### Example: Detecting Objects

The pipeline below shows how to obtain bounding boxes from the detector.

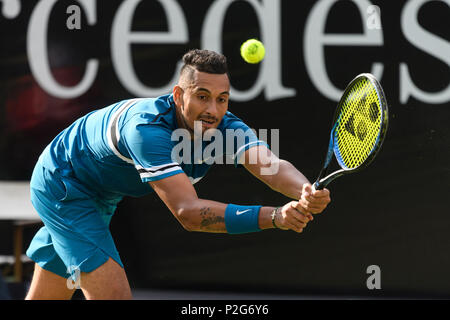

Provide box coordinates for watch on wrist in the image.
[271,207,280,229]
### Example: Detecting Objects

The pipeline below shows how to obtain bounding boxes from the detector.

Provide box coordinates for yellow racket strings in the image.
[335,78,382,169]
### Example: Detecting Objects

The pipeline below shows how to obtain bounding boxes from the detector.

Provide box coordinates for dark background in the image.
[0,0,449,298]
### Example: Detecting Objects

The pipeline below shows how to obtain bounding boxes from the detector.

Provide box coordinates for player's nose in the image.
[205,101,218,115]
[203,103,221,121]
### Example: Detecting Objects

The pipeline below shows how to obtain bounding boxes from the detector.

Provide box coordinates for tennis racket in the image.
[314,73,389,190]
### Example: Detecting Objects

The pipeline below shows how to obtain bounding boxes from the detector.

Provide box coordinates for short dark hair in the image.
[179,49,229,85]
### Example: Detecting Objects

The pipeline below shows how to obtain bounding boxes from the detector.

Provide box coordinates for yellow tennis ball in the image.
[240,39,265,64]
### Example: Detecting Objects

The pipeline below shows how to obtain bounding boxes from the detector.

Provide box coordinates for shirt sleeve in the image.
[121,122,184,183]
[222,116,270,167]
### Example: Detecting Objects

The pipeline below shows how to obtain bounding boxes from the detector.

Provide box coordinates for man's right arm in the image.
[149,173,228,233]
[148,173,311,234]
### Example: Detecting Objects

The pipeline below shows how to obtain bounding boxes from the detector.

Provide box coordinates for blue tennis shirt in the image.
[36,94,266,204]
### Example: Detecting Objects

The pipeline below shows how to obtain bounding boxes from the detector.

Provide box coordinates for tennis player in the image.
[25,49,331,300]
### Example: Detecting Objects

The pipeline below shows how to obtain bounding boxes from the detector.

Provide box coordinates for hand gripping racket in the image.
[314,73,389,190]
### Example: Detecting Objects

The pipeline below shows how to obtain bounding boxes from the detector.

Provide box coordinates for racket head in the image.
[315,73,388,189]
[333,73,388,171]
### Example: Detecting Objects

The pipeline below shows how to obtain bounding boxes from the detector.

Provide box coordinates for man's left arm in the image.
[241,145,331,215]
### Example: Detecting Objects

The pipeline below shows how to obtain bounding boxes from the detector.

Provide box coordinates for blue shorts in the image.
[26,161,123,281]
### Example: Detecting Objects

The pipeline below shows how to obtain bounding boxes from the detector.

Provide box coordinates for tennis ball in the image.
[240,39,265,64]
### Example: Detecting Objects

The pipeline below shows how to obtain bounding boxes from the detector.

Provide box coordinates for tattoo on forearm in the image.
[200,207,225,231]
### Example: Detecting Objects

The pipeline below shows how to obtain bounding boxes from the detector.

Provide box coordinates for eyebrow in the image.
[196,87,230,96]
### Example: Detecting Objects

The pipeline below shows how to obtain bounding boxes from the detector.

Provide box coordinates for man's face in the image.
[174,70,230,135]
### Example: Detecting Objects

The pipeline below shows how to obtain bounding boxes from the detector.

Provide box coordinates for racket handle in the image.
[313,181,324,190]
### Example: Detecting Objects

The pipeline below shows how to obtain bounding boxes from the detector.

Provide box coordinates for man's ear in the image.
[173,85,184,108]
